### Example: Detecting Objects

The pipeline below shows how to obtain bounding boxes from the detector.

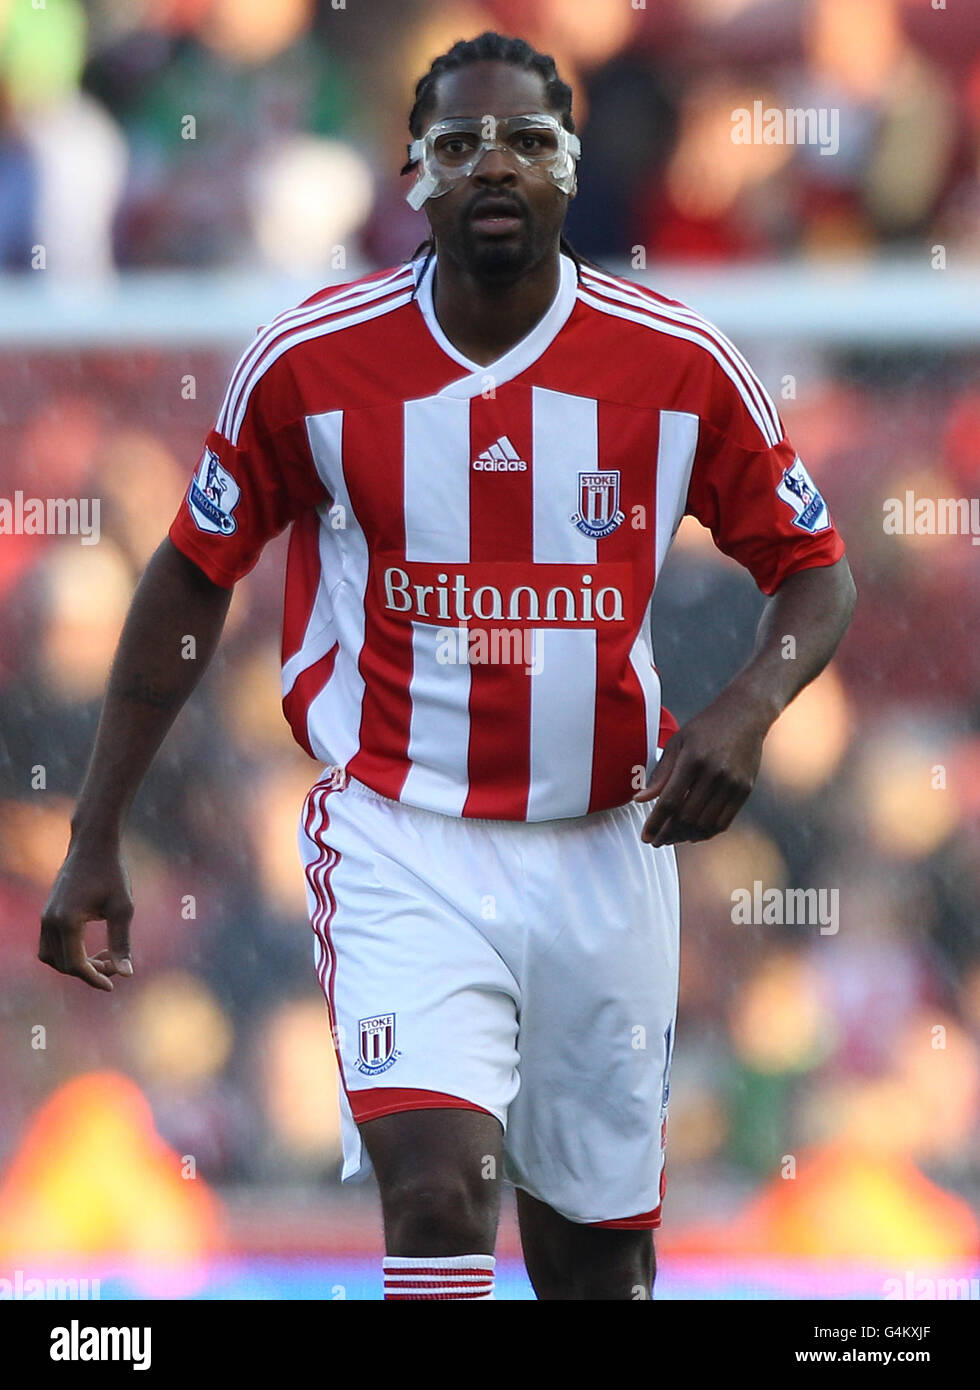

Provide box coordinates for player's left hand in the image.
[634,696,771,847]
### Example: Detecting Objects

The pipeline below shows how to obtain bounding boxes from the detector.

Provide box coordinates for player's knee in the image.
[531,1232,655,1300]
[381,1169,496,1252]
[535,1265,654,1301]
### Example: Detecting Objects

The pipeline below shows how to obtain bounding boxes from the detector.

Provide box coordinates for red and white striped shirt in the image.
[169,253,845,821]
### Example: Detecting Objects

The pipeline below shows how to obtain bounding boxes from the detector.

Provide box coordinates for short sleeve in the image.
[168,350,327,588]
[685,356,845,596]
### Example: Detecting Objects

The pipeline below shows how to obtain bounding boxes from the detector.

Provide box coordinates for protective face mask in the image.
[405,113,581,211]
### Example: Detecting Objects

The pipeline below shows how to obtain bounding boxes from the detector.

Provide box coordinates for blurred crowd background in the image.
[1,0,979,1295]
[1,0,980,272]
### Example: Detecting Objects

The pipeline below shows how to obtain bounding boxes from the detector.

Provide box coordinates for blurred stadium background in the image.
[1,0,979,1300]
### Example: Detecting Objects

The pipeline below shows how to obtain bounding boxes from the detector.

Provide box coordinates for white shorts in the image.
[298,767,680,1228]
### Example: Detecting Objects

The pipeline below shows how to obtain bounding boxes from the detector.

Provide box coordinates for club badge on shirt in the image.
[571,470,625,539]
[188,448,240,535]
[777,456,830,533]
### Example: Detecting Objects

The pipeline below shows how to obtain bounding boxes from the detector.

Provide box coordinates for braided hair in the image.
[401,31,598,291]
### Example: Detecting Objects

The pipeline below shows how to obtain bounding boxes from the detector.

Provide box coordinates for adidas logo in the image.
[472,436,527,471]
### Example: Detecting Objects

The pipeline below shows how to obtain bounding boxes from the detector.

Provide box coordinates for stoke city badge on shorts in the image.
[355,1013,401,1075]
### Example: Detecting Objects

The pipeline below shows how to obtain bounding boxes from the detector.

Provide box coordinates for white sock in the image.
[383,1254,496,1300]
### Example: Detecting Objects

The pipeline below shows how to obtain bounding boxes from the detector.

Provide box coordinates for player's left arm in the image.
[636,554,856,846]
[636,354,856,847]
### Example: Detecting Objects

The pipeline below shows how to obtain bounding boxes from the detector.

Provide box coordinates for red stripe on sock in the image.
[384,1289,492,1300]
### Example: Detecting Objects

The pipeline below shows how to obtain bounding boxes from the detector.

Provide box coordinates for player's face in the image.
[419,62,575,282]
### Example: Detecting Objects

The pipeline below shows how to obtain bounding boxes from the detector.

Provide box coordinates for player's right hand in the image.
[39,845,134,992]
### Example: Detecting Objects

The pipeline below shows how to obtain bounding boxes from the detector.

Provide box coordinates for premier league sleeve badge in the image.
[776,457,830,533]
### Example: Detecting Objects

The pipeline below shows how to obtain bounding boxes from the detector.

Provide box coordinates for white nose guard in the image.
[406,113,581,211]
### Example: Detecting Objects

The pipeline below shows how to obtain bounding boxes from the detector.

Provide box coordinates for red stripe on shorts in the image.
[590,1165,667,1228]
[347,1086,496,1125]
[304,779,347,1087]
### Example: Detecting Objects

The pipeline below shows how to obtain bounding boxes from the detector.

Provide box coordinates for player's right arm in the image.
[39,334,327,991]
[39,539,233,991]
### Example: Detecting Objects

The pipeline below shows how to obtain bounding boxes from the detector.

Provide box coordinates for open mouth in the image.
[468,201,525,236]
